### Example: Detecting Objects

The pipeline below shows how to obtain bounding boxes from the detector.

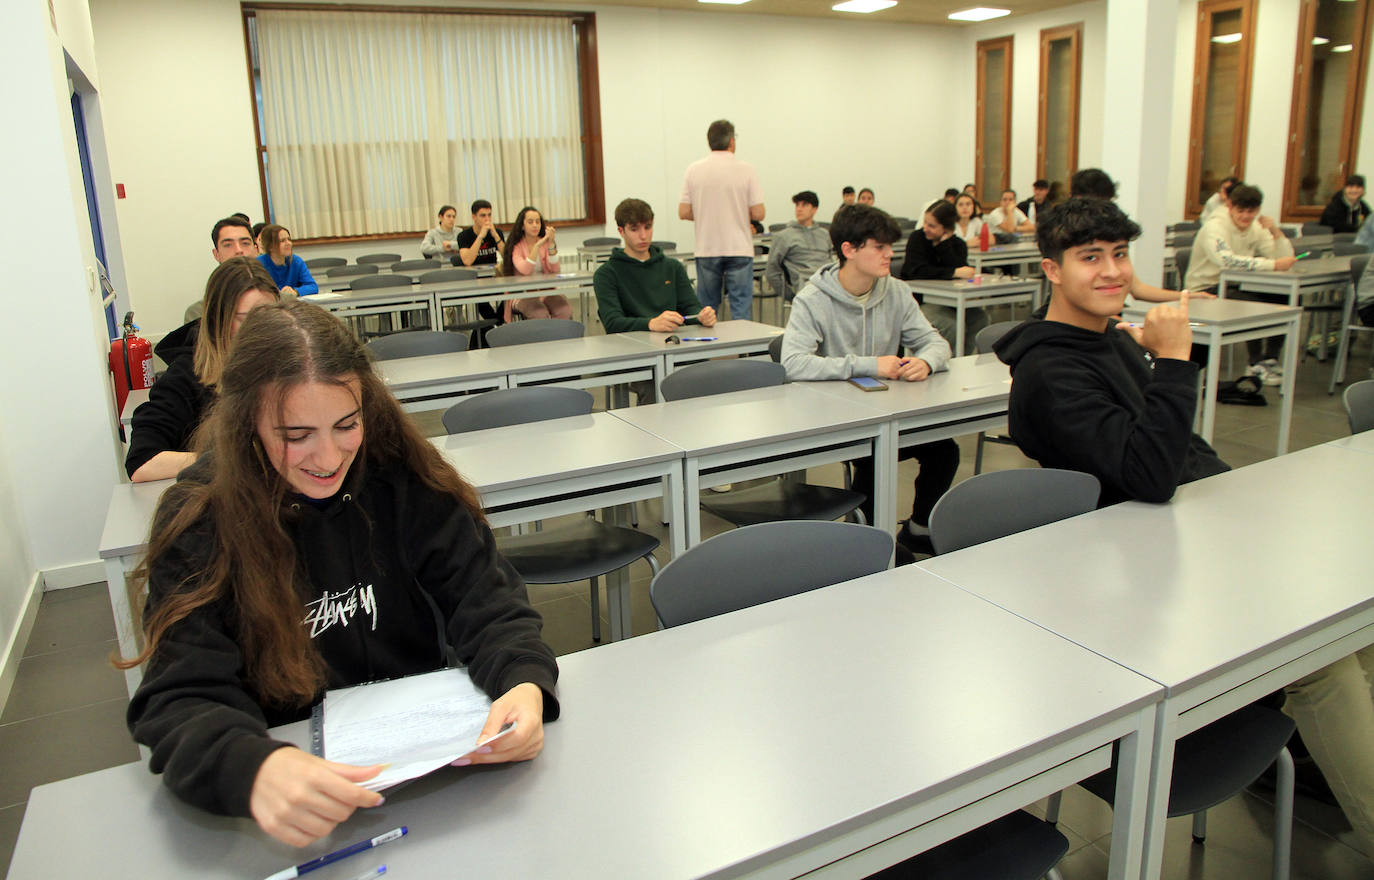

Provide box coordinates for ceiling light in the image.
[1312,36,1330,45]
[1332,43,1354,52]
[833,0,897,12]
[947,6,1011,21]
[1210,33,1243,44]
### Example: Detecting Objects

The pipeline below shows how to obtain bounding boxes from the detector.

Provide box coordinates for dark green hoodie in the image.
[593,246,703,332]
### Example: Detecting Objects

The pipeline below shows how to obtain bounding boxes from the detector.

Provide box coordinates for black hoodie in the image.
[124,320,213,477]
[994,318,1229,506]
[126,454,559,817]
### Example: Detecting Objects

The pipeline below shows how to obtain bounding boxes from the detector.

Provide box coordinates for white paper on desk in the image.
[322,667,491,791]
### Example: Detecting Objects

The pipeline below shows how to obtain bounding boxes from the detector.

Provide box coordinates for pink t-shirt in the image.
[679,151,763,258]
[511,237,560,275]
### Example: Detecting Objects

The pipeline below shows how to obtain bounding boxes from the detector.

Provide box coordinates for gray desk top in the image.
[10,567,1159,879]
[99,479,171,559]
[481,333,660,374]
[922,443,1374,694]
[806,353,1011,420]
[430,411,682,495]
[617,318,783,353]
[375,347,511,392]
[1328,431,1374,456]
[611,382,888,456]
[904,276,1038,293]
[310,271,595,300]
[1121,297,1302,325]
[1221,255,1351,282]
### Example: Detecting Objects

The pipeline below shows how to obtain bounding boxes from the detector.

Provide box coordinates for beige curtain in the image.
[256,9,586,238]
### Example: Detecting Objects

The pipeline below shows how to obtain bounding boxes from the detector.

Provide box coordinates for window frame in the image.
[976,35,1014,203]
[1037,23,1082,193]
[1183,0,1255,220]
[240,2,605,244]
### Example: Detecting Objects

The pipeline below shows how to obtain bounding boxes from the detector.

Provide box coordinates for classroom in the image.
[3,0,1374,876]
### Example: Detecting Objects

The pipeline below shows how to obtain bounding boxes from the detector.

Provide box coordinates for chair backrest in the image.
[357,252,403,265]
[1333,232,1357,244]
[974,320,1019,354]
[486,320,586,347]
[658,359,785,401]
[365,330,468,361]
[326,263,380,278]
[184,300,204,323]
[768,334,783,363]
[1174,246,1192,285]
[1352,253,1371,287]
[928,468,1101,555]
[420,268,480,285]
[1344,380,1374,434]
[582,236,619,247]
[650,240,676,251]
[350,273,414,290]
[442,386,594,434]
[1169,221,1199,233]
[392,259,439,272]
[1333,243,1370,257]
[1301,223,1332,236]
[768,223,787,232]
[650,520,894,627]
[304,257,346,270]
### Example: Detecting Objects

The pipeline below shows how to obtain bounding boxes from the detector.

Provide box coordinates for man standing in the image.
[765,191,833,302]
[679,119,764,320]
[1016,179,1050,224]
[456,199,505,267]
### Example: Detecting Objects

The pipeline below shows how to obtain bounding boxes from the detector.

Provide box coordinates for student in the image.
[125,258,279,482]
[1017,179,1050,224]
[1183,183,1296,383]
[1198,176,1240,224]
[456,199,505,267]
[1319,174,1371,234]
[781,204,957,555]
[251,222,267,253]
[210,216,257,264]
[942,188,960,203]
[995,196,1374,859]
[952,193,985,246]
[841,186,857,207]
[594,198,716,334]
[857,188,875,206]
[986,189,1034,234]
[679,119,764,320]
[899,200,983,355]
[499,206,573,322]
[256,224,318,297]
[961,183,977,198]
[421,204,461,258]
[121,299,559,847]
[765,190,833,301]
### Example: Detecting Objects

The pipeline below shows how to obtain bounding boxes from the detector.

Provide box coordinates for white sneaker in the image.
[1258,358,1284,386]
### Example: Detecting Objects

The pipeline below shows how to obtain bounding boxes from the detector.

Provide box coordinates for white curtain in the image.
[256,9,587,238]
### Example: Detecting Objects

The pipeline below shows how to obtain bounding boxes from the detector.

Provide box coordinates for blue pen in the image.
[345,868,386,880]
[679,336,718,341]
[264,827,407,880]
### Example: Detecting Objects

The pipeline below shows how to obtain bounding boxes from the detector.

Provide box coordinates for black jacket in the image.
[124,320,212,477]
[994,318,1229,506]
[899,231,969,302]
[127,455,559,817]
[1318,192,1372,235]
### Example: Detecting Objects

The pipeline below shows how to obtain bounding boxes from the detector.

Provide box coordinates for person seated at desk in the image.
[1183,183,1296,385]
[1320,174,1371,235]
[840,186,857,207]
[1017,179,1050,225]
[986,189,1035,235]
[781,204,957,557]
[120,299,559,848]
[456,199,505,267]
[857,187,875,206]
[420,204,461,258]
[995,195,1374,860]
[1199,175,1240,225]
[210,215,256,265]
[256,224,317,297]
[952,193,984,247]
[766,190,834,302]
[941,188,959,204]
[125,258,279,482]
[899,200,984,355]
[500,206,573,323]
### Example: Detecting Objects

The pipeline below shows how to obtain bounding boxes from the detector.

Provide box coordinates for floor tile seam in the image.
[0,695,130,729]
[18,638,120,662]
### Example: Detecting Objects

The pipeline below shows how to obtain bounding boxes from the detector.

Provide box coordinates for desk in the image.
[617,319,784,397]
[1217,256,1351,307]
[11,567,1160,880]
[905,275,1041,355]
[119,388,150,434]
[1329,429,1374,456]
[921,442,1374,879]
[611,383,893,547]
[375,347,510,411]
[98,479,169,695]
[314,262,496,292]
[303,285,441,330]
[432,272,597,325]
[1121,297,1301,454]
[965,241,1042,275]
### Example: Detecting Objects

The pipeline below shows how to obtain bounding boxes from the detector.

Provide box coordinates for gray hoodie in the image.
[782,264,951,381]
[766,221,834,300]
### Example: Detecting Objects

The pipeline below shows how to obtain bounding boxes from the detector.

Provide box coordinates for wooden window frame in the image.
[1183,0,1255,220]
[1037,23,1082,188]
[1281,0,1374,222]
[976,35,1014,202]
[240,3,605,244]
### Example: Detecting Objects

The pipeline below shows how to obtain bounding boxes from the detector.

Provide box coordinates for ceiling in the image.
[531,0,1083,27]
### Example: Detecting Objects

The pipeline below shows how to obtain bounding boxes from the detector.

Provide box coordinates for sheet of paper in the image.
[322,668,492,791]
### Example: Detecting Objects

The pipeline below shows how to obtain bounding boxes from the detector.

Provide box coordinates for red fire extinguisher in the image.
[110,311,153,415]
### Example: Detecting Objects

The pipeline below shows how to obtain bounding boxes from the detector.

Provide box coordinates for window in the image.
[1037,23,1082,201]
[242,5,604,241]
[1282,0,1374,220]
[976,36,1014,205]
[1184,0,1256,219]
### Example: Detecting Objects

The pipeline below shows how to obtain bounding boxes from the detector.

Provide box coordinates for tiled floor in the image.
[3,326,1372,877]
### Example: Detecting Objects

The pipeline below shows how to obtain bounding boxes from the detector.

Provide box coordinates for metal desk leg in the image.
[954,300,966,356]
[1277,315,1299,455]
[684,458,703,549]
[104,554,142,696]
[1106,703,1158,880]
[665,467,685,559]
[1200,327,1222,443]
[1138,704,1182,880]
[873,423,898,535]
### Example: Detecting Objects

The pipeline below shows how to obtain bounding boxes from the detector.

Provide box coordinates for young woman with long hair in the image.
[499,205,573,323]
[256,224,318,297]
[120,299,558,847]
[951,193,985,247]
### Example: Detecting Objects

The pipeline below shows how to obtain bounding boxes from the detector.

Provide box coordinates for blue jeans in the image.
[695,256,754,320]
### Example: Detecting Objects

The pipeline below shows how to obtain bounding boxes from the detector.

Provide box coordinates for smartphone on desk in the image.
[848,377,888,392]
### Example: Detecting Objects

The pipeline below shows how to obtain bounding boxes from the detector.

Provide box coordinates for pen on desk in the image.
[1295,251,1312,259]
[1121,322,1206,329]
[263,827,407,880]
[678,336,718,342]
[345,868,386,880]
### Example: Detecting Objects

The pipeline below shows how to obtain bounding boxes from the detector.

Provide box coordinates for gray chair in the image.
[420,267,480,284]
[442,386,660,642]
[357,252,402,265]
[326,263,380,278]
[1344,380,1374,433]
[972,320,1021,474]
[658,360,867,527]
[350,273,414,290]
[928,468,1100,554]
[1169,220,1200,233]
[486,319,585,347]
[1328,254,1373,393]
[1332,242,1370,257]
[417,267,491,338]
[392,258,441,272]
[652,520,1068,880]
[1334,232,1358,244]
[304,257,346,270]
[582,236,619,247]
[650,240,676,251]
[365,330,468,360]
[1173,246,1192,290]
[768,223,787,232]
[183,300,204,323]
[1301,223,1333,236]
[767,333,783,363]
